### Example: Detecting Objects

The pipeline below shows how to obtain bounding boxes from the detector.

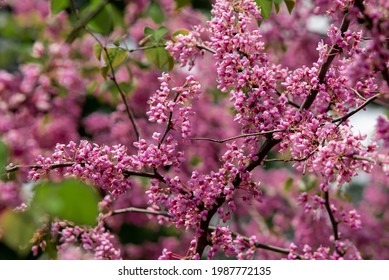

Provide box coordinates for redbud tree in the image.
[0,0,388,260]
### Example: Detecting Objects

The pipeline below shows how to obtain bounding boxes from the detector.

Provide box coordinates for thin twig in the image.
[6,161,165,182]
[5,162,76,173]
[197,44,216,54]
[332,93,380,124]
[191,129,285,144]
[110,207,172,217]
[323,191,344,256]
[158,92,181,148]
[122,169,165,182]
[66,0,110,44]
[69,1,140,140]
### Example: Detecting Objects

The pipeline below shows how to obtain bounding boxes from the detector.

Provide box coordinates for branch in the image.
[158,92,181,149]
[299,11,351,111]
[66,0,110,44]
[5,162,76,173]
[191,129,285,144]
[110,207,172,217]
[6,162,165,182]
[197,44,216,54]
[122,169,165,182]
[323,191,344,256]
[332,93,381,124]
[193,6,355,258]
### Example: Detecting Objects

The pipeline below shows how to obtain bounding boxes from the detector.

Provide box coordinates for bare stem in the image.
[323,191,344,256]
[191,129,285,144]
[110,207,172,217]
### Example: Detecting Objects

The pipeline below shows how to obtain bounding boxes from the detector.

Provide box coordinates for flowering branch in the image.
[332,93,381,124]
[354,0,389,87]
[299,11,351,111]
[208,226,303,259]
[5,162,164,182]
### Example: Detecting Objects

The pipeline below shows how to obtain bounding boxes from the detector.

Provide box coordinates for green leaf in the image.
[171,29,190,42]
[144,46,174,71]
[0,141,8,179]
[146,2,165,24]
[93,43,102,60]
[153,26,168,41]
[284,0,296,14]
[256,0,273,19]
[31,179,100,226]
[273,0,283,4]
[104,47,127,68]
[51,0,69,14]
[0,210,38,257]
[100,66,109,79]
[175,0,191,10]
[87,4,114,35]
[144,26,169,43]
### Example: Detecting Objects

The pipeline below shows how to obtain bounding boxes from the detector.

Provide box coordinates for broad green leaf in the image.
[103,47,127,68]
[171,29,190,42]
[0,141,8,178]
[285,0,296,14]
[51,0,69,14]
[0,210,38,257]
[93,43,102,60]
[145,46,174,71]
[175,0,191,10]
[100,66,109,79]
[144,26,168,42]
[146,2,165,24]
[31,179,100,226]
[87,4,114,35]
[273,0,283,4]
[153,26,168,41]
[256,0,273,19]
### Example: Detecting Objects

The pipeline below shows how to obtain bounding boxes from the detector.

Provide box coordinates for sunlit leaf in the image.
[103,47,127,68]
[256,0,273,19]
[145,46,174,71]
[146,2,165,24]
[31,179,100,226]
[0,210,38,257]
[51,0,69,14]
[93,43,102,60]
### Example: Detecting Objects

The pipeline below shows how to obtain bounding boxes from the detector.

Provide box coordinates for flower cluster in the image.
[147,73,201,139]
[51,221,121,260]
[28,141,133,196]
